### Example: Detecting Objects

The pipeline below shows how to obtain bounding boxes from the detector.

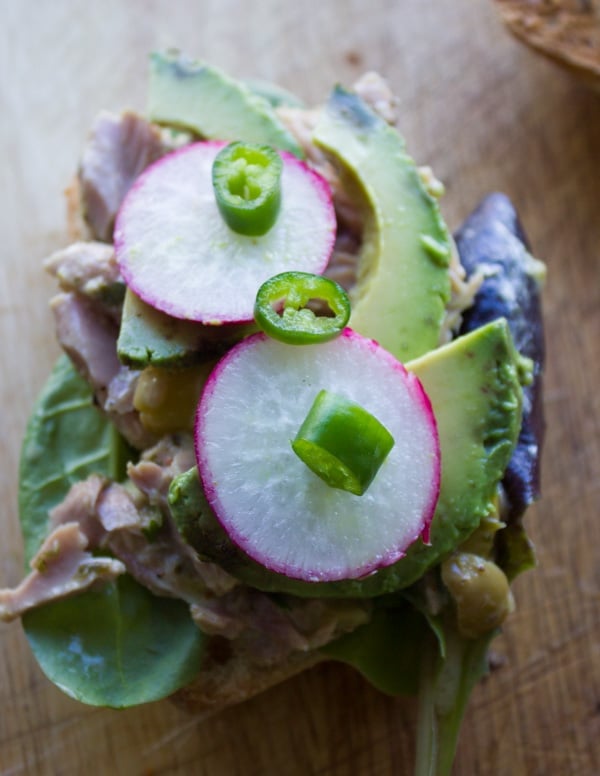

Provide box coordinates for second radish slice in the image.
[195,330,440,582]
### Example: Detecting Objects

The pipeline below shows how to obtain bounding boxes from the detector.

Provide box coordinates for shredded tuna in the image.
[97,483,141,531]
[120,436,236,597]
[44,242,122,305]
[285,597,370,647]
[104,366,155,450]
[103,503,237,600]
[418,166,446,200]
[276,105,362,224]
[107,389,154,450]
[324,231,362,291]
[79,111,168,242]
[276,104,364,277]
[353,71,398,125]
[11,450,361,662]
[127,460,172,503]
[105,366,139,413]
[50,290,155,449]
[439,239,483,344]
[191,588,370,666]
[108,529,207,601]
[5,458,365,664]
[64,434,234,600]
[275,106,324,167]
[47,470,237,600]
[51,291,120,401]
[50,474,107,545]
[0,523,125,622]
[186,559,238,598]
[127,434,196,505]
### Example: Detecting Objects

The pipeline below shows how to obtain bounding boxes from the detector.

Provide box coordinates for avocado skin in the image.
[148,52,303,157]
[117,288,252,368]
[169,319,523,599]
[313,86,452,362]
[455,193,545,520]
[327,85,381,133]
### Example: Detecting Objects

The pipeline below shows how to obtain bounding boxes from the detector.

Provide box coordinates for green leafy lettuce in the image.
[18,355,205,707]
[321,591,494,776]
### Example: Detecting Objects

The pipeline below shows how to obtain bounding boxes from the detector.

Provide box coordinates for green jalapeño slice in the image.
[254,271,351,345]
[212,141,283,236]
[292,390,395,495]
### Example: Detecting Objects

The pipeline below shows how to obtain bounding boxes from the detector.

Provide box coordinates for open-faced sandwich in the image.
[0,52,546,775]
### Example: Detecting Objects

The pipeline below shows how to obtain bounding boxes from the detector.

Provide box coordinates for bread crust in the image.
[65,176,91,242]
[171,639,323,715]
[496,0,600,89]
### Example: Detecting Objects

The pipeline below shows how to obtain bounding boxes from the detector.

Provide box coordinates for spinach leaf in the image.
[23,576,204,708]
[322,591,497,776]
[320,599,432,696]
[19,355,113,564]
[414,622,495,776]
[18,356,205,707]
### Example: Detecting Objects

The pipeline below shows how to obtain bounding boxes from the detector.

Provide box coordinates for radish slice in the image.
[195,330,440,582]
[114,142,336,324]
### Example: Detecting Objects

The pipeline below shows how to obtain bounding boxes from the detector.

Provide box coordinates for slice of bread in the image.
[496,0,600,90]
[171,636,323,715]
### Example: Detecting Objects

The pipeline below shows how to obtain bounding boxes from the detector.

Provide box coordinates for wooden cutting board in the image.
[1,1,598,773]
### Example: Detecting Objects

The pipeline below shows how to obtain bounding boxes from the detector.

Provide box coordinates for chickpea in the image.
[441,552,514,639]
[134,362,214,435]
[459,512,504,559]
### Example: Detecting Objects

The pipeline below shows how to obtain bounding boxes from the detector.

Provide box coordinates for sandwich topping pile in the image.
[0,52,546,775]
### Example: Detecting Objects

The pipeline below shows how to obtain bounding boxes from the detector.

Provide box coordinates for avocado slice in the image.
[117,288,251,368]
[148,51,304,158]
[169,319,523,598]
[313,86,452,362]
[243,78,305,109]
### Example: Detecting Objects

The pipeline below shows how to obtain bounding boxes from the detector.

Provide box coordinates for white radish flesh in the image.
[114,142,336,324]
[195,330,440,582]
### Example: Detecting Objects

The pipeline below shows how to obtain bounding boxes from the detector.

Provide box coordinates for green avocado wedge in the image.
[313,86,452,362]
[170,319,524,598]
[148,51,304,158]
[118,288,207,368]
[117,288,252,369]
[18,356,205,707]
[243,78,305,109]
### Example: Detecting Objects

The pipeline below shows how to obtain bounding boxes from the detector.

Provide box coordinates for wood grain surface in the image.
[1,1,599,774]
